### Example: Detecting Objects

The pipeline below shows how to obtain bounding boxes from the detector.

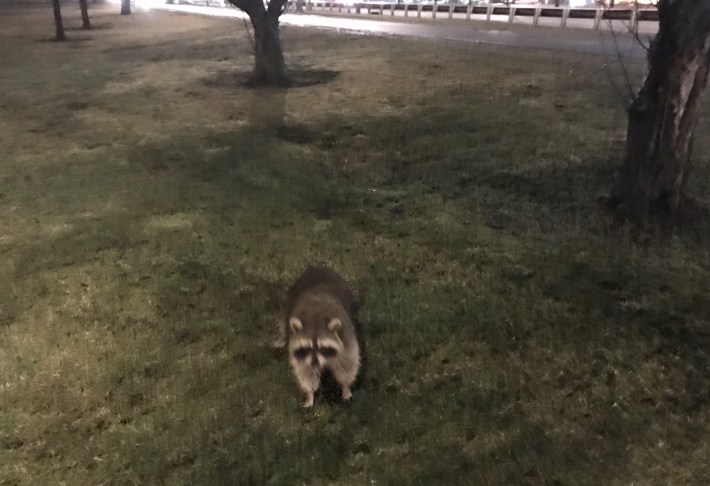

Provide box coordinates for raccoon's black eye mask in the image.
[293,346,338,360]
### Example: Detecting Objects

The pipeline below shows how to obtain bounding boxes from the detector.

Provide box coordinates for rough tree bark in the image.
[52,0,66,41]
[226,0,291,87]
[79,0,91,29]
[121,0,131,15]
[609,0,710,225]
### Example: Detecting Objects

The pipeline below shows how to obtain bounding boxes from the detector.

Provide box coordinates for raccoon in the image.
[276,267,360,408]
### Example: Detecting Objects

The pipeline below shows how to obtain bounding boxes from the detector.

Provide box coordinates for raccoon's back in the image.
[286,267,356,317]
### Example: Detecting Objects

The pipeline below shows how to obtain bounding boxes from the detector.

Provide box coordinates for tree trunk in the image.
[52,0,66,41]
[609,0,710,225]
[121,0,131,15]
[249,11,290,87]
[228,0,291,87]
[79,0,91,29]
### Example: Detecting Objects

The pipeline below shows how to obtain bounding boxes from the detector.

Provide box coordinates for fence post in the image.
[508,6,515,23]
[391,3,395,16]
[561,7,569,28]
[329,1,332,12]
[630,7,638,35]
[404,3,408,17]
[466,3,472,21]
[378,3,383,15]
[486,3,493,22]
[418,3,422,17]
[533,6,540,26]
[432,3,437,19]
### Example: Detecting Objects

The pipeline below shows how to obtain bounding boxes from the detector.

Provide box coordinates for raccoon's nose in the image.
[310,355,319,367]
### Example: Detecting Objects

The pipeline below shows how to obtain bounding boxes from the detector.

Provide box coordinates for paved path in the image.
[152,3,650,59]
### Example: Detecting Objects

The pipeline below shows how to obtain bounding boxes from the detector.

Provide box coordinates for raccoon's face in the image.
[289,317,343,369]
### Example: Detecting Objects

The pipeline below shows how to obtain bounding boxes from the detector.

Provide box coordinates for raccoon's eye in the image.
[319,346,337,358]
[293,347,311,360]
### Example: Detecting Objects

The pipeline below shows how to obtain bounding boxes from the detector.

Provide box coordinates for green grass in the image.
[1,4,709,485]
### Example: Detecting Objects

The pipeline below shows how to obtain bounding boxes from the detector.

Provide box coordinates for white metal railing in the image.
[138,0,658,33]
[290,2,657,30]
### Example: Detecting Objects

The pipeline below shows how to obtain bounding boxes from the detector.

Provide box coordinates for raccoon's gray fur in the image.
[276,267,360,408]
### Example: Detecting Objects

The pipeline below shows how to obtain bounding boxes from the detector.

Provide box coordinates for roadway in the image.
[151,3,651,59]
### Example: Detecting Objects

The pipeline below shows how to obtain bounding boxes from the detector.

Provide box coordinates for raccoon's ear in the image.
[289,317,303,333]
[327,318,342,332]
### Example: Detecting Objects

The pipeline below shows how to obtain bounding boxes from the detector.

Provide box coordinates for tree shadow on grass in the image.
[35,36,93,44]
[476,158,617,207]
[289,68,340,88]
[65,22,113,32]
[281,87,710,247]
[477,162,710,244]
[202,68,340,89]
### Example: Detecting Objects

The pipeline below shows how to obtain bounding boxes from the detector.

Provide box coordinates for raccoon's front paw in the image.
[303,394,314,408]
[341,388,352,402]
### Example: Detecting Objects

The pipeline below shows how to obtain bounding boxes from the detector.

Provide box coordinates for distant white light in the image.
[105,0,163,10]
[136,0,157,9]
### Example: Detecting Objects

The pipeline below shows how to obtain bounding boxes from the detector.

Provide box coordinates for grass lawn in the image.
[1,4,709,485]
